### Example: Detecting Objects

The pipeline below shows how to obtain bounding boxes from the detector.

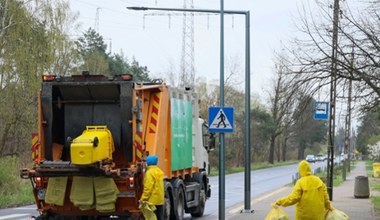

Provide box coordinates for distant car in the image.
[316,154,325,161]
[306,154,316,163]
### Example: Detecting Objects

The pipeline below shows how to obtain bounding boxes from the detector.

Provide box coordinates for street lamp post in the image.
[127,5,252,217]
[220,1,226,219]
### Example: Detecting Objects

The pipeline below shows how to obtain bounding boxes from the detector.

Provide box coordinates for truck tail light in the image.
[120,74,132,81]
[42,75,56,81]
[35,177,43,188]
[129,176,134,187]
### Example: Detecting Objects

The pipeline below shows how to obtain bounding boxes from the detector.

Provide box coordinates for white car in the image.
[316,154,326,161]
[306,154,316,163]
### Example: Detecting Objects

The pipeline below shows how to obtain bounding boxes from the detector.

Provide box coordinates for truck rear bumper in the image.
[20,161,120,178]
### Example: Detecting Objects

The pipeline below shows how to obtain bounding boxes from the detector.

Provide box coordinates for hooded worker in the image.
[274,160,332,220]
[140,155,165,220]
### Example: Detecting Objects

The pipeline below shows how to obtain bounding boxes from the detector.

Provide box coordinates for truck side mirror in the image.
[202,122,216,152]
[208,133,216,151]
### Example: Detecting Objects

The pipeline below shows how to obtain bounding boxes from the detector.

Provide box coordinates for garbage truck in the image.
[21,72,214,220]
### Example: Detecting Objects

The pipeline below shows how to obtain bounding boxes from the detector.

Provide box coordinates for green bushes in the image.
[0,156,34,208]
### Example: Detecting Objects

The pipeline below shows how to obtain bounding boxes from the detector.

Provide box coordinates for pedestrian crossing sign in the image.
[208,107,234,133]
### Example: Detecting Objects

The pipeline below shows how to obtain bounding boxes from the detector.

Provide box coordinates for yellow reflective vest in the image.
[140,165,165,205]
[276,160,332,220]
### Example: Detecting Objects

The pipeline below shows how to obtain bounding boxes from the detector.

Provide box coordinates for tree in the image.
[128,58,151,82]
[194,55,253,168]
[75,28,109,74]
[290,95,328,160]
[267,52,299,163]
[281,0,380,114]
[194,79,219,167]
[356,108,380,155]
[76,27,107,56]
[108,53,129,75]
[0,0,45,157]
[335,126,346,155]
[0,0,77,158]
[251,106,273,162]
[75,29,151,80]
[108,55,152,82]
[38,0,80,76]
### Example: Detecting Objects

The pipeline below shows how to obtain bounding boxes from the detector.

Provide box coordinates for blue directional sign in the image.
[314,101,329,120]
[208,107,234,133]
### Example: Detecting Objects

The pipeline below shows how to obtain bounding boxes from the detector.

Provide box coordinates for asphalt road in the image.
[0,161,328,220]
[185,160,327,219]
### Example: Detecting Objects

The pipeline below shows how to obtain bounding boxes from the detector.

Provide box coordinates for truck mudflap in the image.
[24,167,145,220]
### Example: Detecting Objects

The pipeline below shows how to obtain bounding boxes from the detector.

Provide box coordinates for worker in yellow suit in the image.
[140,155,165,220]
[274,160,332,220]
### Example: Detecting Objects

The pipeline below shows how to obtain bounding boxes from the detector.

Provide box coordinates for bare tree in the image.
[268,52,299,163]
[282,0,379,115]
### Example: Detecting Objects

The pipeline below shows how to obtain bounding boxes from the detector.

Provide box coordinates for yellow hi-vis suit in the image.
[276,160,332,220]
[140,165,165,205]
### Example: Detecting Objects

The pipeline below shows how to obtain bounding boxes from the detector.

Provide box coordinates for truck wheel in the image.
[164,181,176,220]
[190,182,206,217]
[175,186,185,220]
[164,188,172,220]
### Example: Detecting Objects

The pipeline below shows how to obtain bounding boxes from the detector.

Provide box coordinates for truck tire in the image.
[164,189,172,220]
[190,182,206,217]
[175,186,185,220]
[164,181,175,220]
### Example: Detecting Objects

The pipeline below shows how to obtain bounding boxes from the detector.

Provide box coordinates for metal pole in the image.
[127,6,246,15]
[127,5,252,215]
[347,47,353,173]
[219,1,225,219]
[242,11,252,213]
[347,78,352,172]
[327,0,340,201]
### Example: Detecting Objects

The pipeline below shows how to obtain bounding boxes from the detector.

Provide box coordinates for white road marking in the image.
[13,207,35,210]
[0,214,30,220]
[228,186,288,214]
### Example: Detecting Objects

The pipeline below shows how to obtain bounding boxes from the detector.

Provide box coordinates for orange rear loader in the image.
[21,73,214,220]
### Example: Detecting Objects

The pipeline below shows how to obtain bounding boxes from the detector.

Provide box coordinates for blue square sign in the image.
[314,102,329,120]
[208,107,234,133]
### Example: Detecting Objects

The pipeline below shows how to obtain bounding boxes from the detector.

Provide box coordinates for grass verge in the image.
[0,156,34,208]
[365,160,380,216]
[209,160,299,176]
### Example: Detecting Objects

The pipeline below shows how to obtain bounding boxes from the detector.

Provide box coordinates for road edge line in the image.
[228,186,289,214]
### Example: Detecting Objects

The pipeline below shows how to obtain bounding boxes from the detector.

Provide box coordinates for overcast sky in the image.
[69,0,309,100]
[69,0,366,129]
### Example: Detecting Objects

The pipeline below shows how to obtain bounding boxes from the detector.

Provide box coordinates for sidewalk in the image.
[226,161,378,220]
